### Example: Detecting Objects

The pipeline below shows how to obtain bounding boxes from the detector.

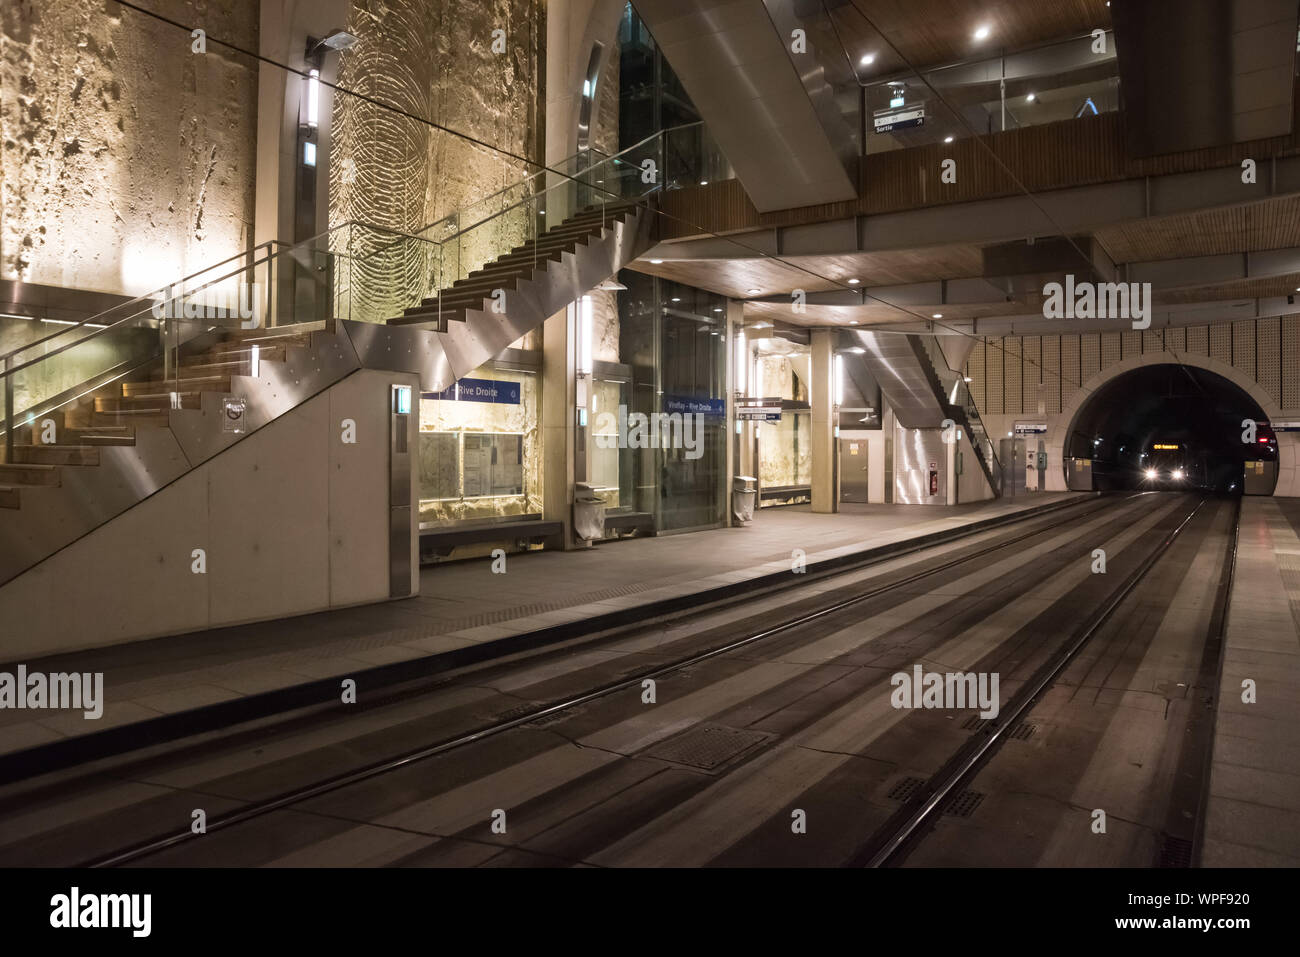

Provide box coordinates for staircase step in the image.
[95,393,201,413]
[0,463,59,487]
[0,486,19,509]
[176,358,257,376]
[123,375,232,396]
[91,410,171,428]
[11,445,101,466]
[209,333,310,354]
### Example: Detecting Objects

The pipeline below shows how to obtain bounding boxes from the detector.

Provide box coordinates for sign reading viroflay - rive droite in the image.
[424,377,521,405]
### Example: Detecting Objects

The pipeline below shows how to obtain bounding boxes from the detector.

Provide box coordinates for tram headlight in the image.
[1145,469,1157,480]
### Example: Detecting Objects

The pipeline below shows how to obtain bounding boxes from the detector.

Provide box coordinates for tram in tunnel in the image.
[1065,364,1278,494]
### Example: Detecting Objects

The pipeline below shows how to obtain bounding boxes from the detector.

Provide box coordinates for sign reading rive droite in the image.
[424,377,521,405]
[662,395,725,417]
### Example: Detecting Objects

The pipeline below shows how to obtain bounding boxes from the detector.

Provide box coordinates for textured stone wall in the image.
[2,0,258,295]
[330,0,546,324]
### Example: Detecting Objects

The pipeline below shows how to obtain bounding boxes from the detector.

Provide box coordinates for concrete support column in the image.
[542,305,578,548]
[811,329,837,513]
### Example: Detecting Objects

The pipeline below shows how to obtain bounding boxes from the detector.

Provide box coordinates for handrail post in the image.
[4,354,13,464]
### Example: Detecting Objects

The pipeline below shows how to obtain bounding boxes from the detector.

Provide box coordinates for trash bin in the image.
[732,475,757,525]
[573,482,607,541]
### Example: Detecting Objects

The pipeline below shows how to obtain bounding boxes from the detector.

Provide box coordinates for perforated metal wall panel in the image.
[1100,333,1121,369]
[1143,329,1164,354]
[1209,324,1231,364]
[1022,336,1042,415]
[1232,320,1256,380]
[986,336,1004,414]
[1166,327,1187,353]
[1187,325,1208,355]
[967,338,987,410]
[1042,335,1062,414]
[1061,334,1082,406]
[1121,331,1141,359]
[1081,333,1100,383]
[1257,316,1281,407]
[1284,316,1300,410]
[1004,336,1023,415]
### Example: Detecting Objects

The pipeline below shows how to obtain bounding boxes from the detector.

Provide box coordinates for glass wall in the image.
[614,269,728,533]
[753,343,813,503]
[418,364,541,526]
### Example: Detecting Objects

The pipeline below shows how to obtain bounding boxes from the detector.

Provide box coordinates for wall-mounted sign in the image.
[221,396,246,434]
[737,404,782,422]
[1014,422,1047,435]
[1272,421,1300,432]
[663,395,725,417]
[873,103,925,133]
[424,377,520,405]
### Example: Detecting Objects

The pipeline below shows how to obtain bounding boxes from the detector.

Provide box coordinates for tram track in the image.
[69,493,1149,867]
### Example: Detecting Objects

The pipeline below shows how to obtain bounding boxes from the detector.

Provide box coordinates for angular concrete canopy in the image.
[631,0,859,211]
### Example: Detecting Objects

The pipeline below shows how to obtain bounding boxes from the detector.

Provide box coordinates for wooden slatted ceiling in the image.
[1095,196,1300,263]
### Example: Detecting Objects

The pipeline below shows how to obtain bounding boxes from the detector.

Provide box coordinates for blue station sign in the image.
[424,377,521,405]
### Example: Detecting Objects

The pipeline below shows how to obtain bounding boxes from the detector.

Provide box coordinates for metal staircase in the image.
[0,131,672,589]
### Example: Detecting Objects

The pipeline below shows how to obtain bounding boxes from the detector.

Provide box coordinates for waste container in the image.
[573,482,607,541]
[732,475,757,524]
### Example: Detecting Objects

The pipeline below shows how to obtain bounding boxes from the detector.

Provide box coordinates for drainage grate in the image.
[944,789,986,818]
[643,724,772,771]
[961,716,1036,740]
[1009,722,1037,741]
[887,776,927,802]
[524,708,579,729]
[1159,834,1194,868]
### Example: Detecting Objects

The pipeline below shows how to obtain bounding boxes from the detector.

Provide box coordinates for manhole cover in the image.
[944,789,986,818]
[643,723,771,771]
[887,776,927,802]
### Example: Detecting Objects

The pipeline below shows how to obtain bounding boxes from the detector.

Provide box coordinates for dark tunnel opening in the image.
[1065,364,1278,493]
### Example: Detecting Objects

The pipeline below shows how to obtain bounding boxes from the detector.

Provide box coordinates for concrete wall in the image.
[2,0,259,295]
[967,327,1300,496]
[0,368,418,659]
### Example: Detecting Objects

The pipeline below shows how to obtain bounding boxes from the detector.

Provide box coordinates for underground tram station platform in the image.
[1,0,1298,940]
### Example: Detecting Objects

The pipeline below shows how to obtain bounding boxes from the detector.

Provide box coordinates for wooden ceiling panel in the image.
[1096,196,1300,263]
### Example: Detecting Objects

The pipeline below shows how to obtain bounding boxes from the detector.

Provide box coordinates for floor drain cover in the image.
[962,716,1036,740]
[944,789,986,818]
[1159,834,1194,868]
[887,776,927,802]
[644,724,771,771]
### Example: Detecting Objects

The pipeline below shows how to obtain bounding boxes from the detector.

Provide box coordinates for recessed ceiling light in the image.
[671,297,681,302]
[849,320,859,325]
[847,278,860,285]
[747,288,760,294]
[1026,92,1036,102]
[964,376,972,383]
[650,259,663,264]
[713,307,723,312]
[973,24,991,41]
[860,53,875,66]
[932,313,943,319]
[944,136,954,144]
[699,180,708,186]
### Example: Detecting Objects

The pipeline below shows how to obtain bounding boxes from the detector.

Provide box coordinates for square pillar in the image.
[811,329,837,513]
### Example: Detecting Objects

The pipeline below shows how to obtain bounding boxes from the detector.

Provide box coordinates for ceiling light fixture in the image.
[847,278,860,285]
[747,288,760,294]
[650,259,663,264]
[973,24,991,41]
[860,53,875,66]
[932,313,943,319]
[944,135,954,143]
[1026,92,1036,102]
